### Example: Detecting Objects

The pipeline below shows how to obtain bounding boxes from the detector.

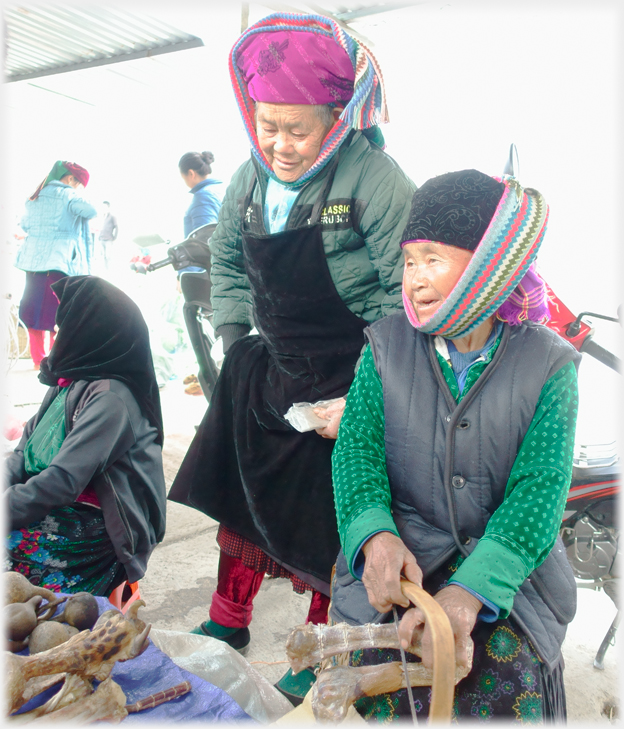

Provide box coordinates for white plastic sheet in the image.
[149,629,293,724]
[273,687,365,725]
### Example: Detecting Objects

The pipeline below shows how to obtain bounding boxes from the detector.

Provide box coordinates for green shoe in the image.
[274,666,317,706]
[190,621,251,656]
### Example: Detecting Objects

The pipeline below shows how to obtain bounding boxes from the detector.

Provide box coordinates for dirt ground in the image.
[6,358,620,723]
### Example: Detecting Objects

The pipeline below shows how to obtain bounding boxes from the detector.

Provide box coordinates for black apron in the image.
[169,157,367,589]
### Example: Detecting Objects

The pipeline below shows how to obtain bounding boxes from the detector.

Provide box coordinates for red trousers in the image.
[28,328,55,367]
[208,552,330,629]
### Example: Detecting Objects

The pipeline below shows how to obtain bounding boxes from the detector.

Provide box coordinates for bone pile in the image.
[285,621,472,723]
[6,600,152,723]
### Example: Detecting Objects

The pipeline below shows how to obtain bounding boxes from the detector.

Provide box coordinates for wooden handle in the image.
[126,681,192,713]
[400,579,455,723]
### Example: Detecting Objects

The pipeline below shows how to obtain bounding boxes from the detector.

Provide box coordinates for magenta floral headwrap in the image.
[236,30,355,106]
[229,12,388,188]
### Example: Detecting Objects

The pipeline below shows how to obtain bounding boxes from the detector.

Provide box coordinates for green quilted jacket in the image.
[209,130,416,336]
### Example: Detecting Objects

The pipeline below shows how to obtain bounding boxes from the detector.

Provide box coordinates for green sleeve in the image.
[448,360,579,616]
[209,162,254,330]
[332,345,398,575]
[359,166,416,318]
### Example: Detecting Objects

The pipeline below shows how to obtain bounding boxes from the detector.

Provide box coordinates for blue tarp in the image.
[13,596,254,723]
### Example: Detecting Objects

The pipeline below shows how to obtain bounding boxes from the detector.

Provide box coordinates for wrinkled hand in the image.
[361,532,423,613]
[313,398,346,439]
[397,584,481,670]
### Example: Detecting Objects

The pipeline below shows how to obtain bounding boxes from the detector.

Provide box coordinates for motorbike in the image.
[502,142,621,667]
[546,287,621,668]
[135,220,621,667]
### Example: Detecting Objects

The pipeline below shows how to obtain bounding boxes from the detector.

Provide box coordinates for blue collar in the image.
[189,178,218,194]
[446,321,503,392]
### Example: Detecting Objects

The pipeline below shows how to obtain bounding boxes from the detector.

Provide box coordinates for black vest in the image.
[331,313,581,669]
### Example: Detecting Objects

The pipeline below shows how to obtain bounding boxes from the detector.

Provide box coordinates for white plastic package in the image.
[149,629,293,723]
[284,397,344,432]
[210,336,225,368]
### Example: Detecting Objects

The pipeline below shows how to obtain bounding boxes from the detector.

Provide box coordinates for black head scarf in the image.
[39,276,164,446]
[400,169,505,251]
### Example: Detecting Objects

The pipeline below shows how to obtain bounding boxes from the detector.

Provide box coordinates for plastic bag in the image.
[274,685,365,725]
[149,629,293,724]
[284,397,344,432]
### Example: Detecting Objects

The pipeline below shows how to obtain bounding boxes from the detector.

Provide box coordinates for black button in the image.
[452,475,465,489]
[458,420,470,430]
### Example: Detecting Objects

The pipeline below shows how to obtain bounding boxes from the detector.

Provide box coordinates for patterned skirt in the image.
[5,503,127,596]
[349,558,566,723]
[217,524,313,594]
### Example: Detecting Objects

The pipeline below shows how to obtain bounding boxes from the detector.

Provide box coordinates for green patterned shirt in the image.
[23,388,68,476]
[331,337,578,617]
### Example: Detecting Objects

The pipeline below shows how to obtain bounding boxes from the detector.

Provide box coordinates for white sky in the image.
[3,1,622,310]
[2,0,622,441]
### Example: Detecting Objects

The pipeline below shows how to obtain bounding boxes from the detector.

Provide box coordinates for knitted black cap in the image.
[400,169,506,251]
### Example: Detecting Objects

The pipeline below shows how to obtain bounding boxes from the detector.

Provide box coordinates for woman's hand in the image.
[397,584,481,670]
[314,398,346,439]
[361,532,423,612]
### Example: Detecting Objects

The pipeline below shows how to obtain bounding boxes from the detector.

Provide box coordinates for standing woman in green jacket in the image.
[331,169,579,722]
[169,12,415,698]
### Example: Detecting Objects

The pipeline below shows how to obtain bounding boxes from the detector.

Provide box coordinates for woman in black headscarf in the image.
[5,276,167,596]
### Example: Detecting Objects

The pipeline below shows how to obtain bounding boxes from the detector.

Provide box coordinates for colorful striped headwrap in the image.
[401,173,549,339]
[229,12,388,188]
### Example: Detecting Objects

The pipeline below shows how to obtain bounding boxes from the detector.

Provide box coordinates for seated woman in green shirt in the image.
[330,169,580,723]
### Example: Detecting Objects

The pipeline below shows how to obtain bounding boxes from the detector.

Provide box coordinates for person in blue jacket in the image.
[177,152,223,393]
[179,151,223,237]
[16,160,96,369]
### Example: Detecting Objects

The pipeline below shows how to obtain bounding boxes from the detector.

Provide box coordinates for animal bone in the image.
[311,654,472,724]
[8,674,93,723]
[23,677,128,725]
[6,600,150,716]
[12,673,66,713]
[21,674,66,701]
[286,622,422,674]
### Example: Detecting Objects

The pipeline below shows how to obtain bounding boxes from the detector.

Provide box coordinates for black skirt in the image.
[169,334,341,588]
